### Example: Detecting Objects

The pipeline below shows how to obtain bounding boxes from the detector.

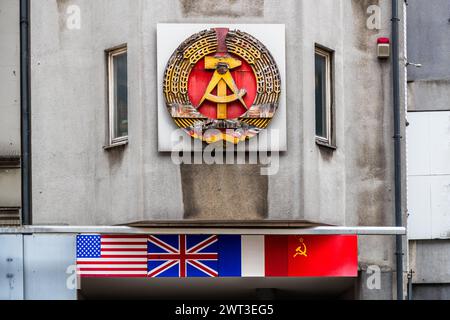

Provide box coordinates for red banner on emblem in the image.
[265,235,358,277]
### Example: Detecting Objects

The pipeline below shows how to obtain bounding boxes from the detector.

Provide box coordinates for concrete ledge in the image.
[0,225,406,235]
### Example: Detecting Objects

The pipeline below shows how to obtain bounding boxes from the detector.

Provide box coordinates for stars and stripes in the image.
[76,235,148,277]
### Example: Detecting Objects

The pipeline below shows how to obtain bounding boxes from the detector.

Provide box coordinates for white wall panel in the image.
[430,112,450,175]
[407,112,430,176]
[408,111,450,240]
[0,235,24,300]
[431,176,450,239]
[23,235,77,300]
[408,176,432,239]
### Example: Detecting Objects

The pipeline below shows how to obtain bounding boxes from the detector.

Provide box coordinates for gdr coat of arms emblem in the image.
[163,27,281,144]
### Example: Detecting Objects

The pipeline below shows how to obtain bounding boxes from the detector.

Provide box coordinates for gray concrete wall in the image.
[0,0,21,158]
[0,0,21,213]
[412,284,450,300]
[407,0,450,112]
[31,0,404,225]
[408,80,450,111]
[30,0,405,298]
[0,168,21,207]
[355,269,395,300]
[407,0,450,82]
[409,240,450,284]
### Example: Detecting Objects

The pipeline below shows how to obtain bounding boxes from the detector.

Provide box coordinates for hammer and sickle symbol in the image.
[293,238,307,258]
[198,56,248,119]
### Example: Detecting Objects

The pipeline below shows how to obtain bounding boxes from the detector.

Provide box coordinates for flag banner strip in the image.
[76,234,358,278]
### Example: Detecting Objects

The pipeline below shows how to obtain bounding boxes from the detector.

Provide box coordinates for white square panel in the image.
[431,175,450,239]
[0,235,24,300]
[407,112,431,176]
[23,235,77,300]
[407,111,450,240]
[408,175,432,239]
[430,112,450,175]
[157,24,287,152]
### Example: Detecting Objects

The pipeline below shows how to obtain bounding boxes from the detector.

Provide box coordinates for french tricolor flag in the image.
[218,235,358,277]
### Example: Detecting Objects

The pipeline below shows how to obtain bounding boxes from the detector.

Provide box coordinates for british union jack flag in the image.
[147,234,219,277]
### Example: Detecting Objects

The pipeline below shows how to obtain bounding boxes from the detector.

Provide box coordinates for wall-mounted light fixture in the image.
[377,37,390,59]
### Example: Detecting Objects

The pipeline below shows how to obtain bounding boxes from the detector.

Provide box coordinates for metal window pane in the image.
[315,53,327,139]
[113,52,128,139]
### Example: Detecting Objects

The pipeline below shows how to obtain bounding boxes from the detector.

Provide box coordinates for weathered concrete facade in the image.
[0,0,408,299]
[31,0,404,227]
[0,0,20,158]
[0,0,21,225]
[407,0,450,300]
[28,0,406,298]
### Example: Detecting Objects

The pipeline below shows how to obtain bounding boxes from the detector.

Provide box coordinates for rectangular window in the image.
[314,47,333,146]
[107,46,128,146]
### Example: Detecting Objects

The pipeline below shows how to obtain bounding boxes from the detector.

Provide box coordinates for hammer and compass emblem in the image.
[199,56,248,119]
[163,27,281,144]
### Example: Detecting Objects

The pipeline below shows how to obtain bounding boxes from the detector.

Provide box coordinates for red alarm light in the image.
[377,37,390,58]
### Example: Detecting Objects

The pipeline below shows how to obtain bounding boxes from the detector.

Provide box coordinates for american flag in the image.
[76,235,148,277]
[147,234,219,277]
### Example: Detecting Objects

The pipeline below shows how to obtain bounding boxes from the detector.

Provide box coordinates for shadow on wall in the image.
[181,164,268,220]
[179,0,264,18]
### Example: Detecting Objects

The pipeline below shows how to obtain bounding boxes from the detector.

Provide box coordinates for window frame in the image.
[314,46,335,148]
[106,45,128,148]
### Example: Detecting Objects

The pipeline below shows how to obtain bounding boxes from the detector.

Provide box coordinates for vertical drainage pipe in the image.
[20,0,31,225]
[392,0,404,300]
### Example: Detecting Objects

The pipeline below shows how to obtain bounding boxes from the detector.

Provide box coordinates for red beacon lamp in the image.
[377,37,390,59]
